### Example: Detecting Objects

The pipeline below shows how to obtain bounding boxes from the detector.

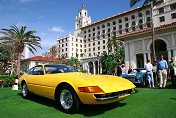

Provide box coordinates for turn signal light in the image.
[78,86,105,93]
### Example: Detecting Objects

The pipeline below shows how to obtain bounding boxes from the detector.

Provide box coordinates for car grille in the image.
[94,89,132,101]
[124,77,135,81]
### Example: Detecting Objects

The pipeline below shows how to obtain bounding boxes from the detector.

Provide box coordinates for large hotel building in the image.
[56,0,176,74]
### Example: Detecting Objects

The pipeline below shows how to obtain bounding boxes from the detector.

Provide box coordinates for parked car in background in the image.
[19,64,136,113]
[120,68,147,87]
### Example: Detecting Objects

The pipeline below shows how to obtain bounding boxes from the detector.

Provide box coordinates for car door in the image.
[27,65,45,96]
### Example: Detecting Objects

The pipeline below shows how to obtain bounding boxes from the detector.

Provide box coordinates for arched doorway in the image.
[88,62,94,74]
[95,61,99,74]
[150,39,168,61]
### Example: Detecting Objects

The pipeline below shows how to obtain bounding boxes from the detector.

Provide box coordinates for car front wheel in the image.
[57,85,81,113]
[22,83,30,98]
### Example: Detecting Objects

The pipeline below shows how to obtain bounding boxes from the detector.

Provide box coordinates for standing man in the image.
[145,60,154,88]
[168,57,176,88]
[157,55,168,89]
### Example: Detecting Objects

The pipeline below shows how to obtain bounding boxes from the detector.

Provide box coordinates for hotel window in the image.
[103,45,105,49]
[72,43,73,46]
[66,43,67,46]
[147,17,151,22]
[65,53,67,57]
[89,48,91,52]
[88,39,90,42]
[72,48,73,51]
[93,28,95,31]
[131,15,135,19]
[62,44,64,47]
[102,24,105,28]
[76,44,78,47]
[59,45,60,48]
[108,28,110,32]
[103,30,105,33]
[102,35,105,38]
[119,25,122,29]
[76,39,78,42]
[119,19,122,23]
[139,19,143,23]
[88,29,91,32]
[84,49,86,52]
[125,17,128,21]
[72,53,73,56]
[97,26,100,30]
[138,13,142,17]
[89,34,91,37]
[146,10,150,15]
[170,3,176,10]
[119,30,122,34]
[93,37,95,41]
[84,40,86,43]
[97,36,100,39]
[113,32,116,36]
[159,16,165,22]
[80,49,82,52]
[125,23,129,27]
[93,48,95,51]
[80,44,82,48]
[107,23,110,26]
[113,27,116,30]
[84,45,86,48]
[98,46,100,50]
[76,48,78,52]
[113,21,116,25]
[89,53,91,57]
[139,25,143,30]
[93,33,95,36]
[108,33,111,37]
[98,31,100,35]
[98,41,100,45]
[132,21,136,26]
[62,49,64,52]
[147,23,151,28]
[158,7,164,14]
[103,40,105,44]
[93,42,95,46]
[126,29,129,33]
[88,43,91,47]
[171,13,176,19]
[84,31,86,34]
[65,38,67,41]
[84,35,86,38]
[66,48,67,51]
[132,27,135,31]
[80,40,82,43]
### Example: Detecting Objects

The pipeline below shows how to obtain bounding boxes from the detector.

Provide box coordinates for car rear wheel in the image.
[22,83,30,98]
[57,85,81,113]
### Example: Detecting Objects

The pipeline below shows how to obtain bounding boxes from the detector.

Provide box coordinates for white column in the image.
[168,49,172,61]
[144,53,147,65]
[68,33,72,59]
[100,64,102,74]
[173,49,176,60]
[129,42,135,70]
[124,42,129,70]
[97,60,99,74]
[147,53,151,61]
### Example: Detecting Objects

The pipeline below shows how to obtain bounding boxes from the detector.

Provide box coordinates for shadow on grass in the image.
[18,93,127,116]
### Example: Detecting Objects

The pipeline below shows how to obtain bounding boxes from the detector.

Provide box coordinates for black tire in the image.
[141,78,146,87]
[56,85,81,113]
[22,83,31,98]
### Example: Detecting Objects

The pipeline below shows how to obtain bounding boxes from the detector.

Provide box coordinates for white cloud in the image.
[51,26,65,33]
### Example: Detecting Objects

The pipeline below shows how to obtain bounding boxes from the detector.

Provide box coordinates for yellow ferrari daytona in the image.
[19,64,136,113]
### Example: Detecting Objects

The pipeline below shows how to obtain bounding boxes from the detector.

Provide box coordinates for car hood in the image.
[65,72,136,93]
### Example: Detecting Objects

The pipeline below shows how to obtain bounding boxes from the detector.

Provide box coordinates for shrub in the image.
[0,75,16,87]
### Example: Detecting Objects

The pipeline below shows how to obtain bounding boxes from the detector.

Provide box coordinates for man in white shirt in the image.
[145,60,154,88]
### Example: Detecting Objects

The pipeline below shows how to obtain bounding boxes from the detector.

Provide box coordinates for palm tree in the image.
[130,0,161,61]
[0,25,42,75]
[107,35,118,54]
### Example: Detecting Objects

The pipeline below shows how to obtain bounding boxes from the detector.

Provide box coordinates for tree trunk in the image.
[16,53,21,75]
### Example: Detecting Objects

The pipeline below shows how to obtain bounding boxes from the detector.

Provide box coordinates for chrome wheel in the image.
[60,89,73,110]
[22,84,28,97]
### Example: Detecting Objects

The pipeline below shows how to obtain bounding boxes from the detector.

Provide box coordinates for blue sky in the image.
[0,0,143,58]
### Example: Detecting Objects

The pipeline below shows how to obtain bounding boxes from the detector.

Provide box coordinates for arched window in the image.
[125,17,128,21]
[113,21,116,25]
[85,12,87,16]
[146,10,150,15]
[131,15,135,19]
[119,19,122,23]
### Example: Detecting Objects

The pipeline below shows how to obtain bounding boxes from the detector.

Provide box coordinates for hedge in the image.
[0,75,16,87]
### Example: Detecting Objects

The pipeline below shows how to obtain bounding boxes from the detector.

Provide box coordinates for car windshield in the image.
[44,65,78,74]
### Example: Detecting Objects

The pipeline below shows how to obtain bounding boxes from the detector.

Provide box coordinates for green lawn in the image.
[0,81,176,118]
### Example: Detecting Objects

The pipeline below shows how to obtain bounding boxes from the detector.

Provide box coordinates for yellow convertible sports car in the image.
[19,64,136,113]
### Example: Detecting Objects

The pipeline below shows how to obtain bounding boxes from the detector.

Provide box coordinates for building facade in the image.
[56,0,176,74]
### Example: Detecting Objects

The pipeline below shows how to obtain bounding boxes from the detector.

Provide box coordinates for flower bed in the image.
[0,75,16,87]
